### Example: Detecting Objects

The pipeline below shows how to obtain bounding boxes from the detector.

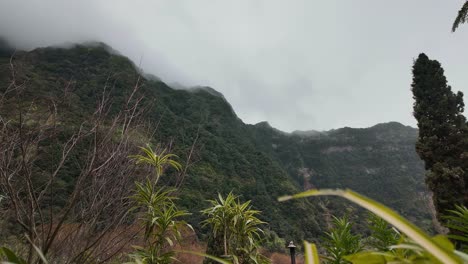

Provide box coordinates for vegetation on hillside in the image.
[280,189,468,264]
[249,121,431,231]
[128,146,190,264]
[201,192,268,264]
[0,43,431,248]
[0,44,328,244]
[2,14,468,261]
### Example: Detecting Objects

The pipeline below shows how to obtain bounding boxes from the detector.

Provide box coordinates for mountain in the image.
[0,43,433,243]
[249,122,431,226]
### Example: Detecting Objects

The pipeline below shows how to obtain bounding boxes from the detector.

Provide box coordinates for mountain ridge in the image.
[0,42,434,243]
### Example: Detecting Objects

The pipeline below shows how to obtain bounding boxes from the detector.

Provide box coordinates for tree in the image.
[452,1,468,32]
[129,182,190,264]
[411,53,468,229]
[201,192,268,264]
[129,146,191,264]
[202,192,237,258]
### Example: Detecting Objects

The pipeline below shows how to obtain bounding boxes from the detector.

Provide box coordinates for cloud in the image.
[1,0,468,131]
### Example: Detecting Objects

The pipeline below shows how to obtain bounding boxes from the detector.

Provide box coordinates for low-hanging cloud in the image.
[1,0,468,132]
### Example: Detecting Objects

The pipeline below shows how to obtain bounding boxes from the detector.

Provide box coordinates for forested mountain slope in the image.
[249,122,431,226]
[0,42,432,243]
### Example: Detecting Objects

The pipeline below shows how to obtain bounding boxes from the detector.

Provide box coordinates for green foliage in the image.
[130,186,190,264]
[366,213,399,251]
[444,205,468,252]
[251,121,431,233]
[304,241,320,264]
[0,43,433,246]
[280,188,465,264]
[345,235,464,264]
[262,230,286,252]
[453,1,468,32]
[0,243,48,264]
[321,216,363,264]
[201,192,269,264]
[0,247,27,264]
[129,147,191,264]
[130,145,182,185]
[411,53,468,236]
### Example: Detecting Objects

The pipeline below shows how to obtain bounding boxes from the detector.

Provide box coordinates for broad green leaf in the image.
[344,251,394,264]
[432,235,455,252]
[165,236,174,247]
[0,247,27,264]
[278,188,462,264]
[31,244,48,264]
[304,241,320,264]
[454,250,468,262]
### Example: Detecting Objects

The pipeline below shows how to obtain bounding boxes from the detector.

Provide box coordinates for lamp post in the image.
[287,241,296,264]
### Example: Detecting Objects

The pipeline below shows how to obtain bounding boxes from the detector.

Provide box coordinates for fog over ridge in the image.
[1,0,468,132]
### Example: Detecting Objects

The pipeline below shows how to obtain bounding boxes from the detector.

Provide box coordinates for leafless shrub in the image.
[0,56,153,263]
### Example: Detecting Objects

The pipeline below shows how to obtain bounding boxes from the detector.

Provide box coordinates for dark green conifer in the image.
[453,1,468,32]
[411,53,468,225]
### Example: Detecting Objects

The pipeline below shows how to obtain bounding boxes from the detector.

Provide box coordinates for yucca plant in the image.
[128,146,190,264]
[201,192,268,264]
[322,215,363,264]
[130,145,182,185]
[131,183,189,241]
[130,183,191,264]
[231,200,265,257]
[202,192,238,257]
[366,213,400,252]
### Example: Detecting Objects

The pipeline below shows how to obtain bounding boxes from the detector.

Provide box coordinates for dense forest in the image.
[0,42,448,263]
[1,2,468,263]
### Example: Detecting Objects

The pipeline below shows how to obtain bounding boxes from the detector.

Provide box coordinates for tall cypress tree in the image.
[411,53,468,225]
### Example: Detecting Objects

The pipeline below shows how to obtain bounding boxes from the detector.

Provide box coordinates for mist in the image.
[1,0,468,132]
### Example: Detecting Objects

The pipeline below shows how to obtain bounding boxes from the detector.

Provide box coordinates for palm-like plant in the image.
[322,215,363,264]
[452,1,468,32]
[232,200,264,247]
[202,192,237,256]
[444,205,468,252]
[201,192,267,263]
[129,146,189,264]
[132,182,178,239]
[231,200,266,264]
[131,180,191,264]
[366,213,400,251]
[130,145,182,185]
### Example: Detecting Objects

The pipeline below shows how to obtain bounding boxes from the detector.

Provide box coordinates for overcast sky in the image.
[1,0,468,132]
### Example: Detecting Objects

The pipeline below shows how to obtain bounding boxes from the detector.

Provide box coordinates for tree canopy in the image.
[453,1,468,32]
[411,53,468,226]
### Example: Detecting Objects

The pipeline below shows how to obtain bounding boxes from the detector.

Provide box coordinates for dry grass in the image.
[33,223,303,263]
[269,252,304,264]
[173,228,206,264]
